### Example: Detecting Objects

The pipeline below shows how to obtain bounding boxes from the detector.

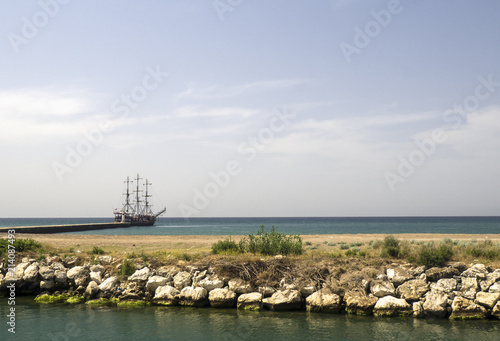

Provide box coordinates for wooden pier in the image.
[0,222,131,234]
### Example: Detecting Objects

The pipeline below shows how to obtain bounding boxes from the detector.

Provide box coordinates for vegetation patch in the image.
[121,259,136,277]
[0,238,42,257]
[238,225,303,256]
[416,244,453,267]
[117,300,148,308]
[86,298,119,306]
[211,237,241,255]
[91,246,105,255]
[34,294,71,304]
[66,296,85,304]
[380,235,403,258]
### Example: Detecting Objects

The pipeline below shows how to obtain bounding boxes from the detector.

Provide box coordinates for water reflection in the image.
[1,298,499,341]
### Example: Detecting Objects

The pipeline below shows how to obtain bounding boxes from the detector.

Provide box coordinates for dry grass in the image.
[2,234,499,271]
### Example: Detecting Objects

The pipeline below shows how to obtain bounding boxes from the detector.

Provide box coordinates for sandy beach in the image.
[5,233,500,253]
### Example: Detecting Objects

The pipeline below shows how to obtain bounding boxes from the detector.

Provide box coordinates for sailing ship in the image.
[114,174,166,226]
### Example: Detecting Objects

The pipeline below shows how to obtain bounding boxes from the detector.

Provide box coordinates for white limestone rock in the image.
[209,288,237,308]
[373,296,412,317]
[237,292,263,310]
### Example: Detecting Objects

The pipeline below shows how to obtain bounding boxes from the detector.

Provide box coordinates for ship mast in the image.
[143,179,153,215]
[123,176,134,214]
[134,174,143,215]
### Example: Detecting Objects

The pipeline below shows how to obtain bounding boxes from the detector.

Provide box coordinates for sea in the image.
[1,216,499,235]
[1,216,499,340]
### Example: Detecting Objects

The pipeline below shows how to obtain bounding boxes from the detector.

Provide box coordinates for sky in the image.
[1,0,499,218]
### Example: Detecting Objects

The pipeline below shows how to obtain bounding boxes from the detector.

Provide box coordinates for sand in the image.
[4,233,500,253]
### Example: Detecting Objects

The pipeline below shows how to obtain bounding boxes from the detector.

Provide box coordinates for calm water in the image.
[1,216,499,235]
[1,297,499,341]
[1,219,500,340]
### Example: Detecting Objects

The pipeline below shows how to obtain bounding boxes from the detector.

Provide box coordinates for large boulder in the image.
[371,281,395,298]
[258,286,276,298]
[51,262,66,271]
[67,266,89,287]
[173,271,192,290]
[396,279,429,301]
[237,292,263,311]
[197,276,224,292]
[228,278,253,294]
[128,267,152,282]
[40,280,55,291]
[480,270,500,292]
[156,266,179,279]
[373,296,412,317]
[305,288,341,313]
[387,267,413,286]
[429,278,457,294]
[98,256,113,265]
[475,292,500,309]
[450,296,488,320]
[458,277,478,300]
[62,256,79,268]
[178,286,209,307]
[461,264,488,280]
[89,271,102,285]
[23,262,39,282]
[145,276,169,293]
[153,285,180,306]
[209,288,237,308]
[39,266,55,281]
[54,270,68,285]
[99,276,118,293]
[423,292,448,318]
[192,270,207,285]
[339,271,372,292]
[85,281,100,300]
[344,291,378,315]
[425,267,459,282]
[90,264,105,274]
[263,289,302,311]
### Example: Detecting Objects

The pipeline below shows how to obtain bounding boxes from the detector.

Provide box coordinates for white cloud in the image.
[174,105,260,119]
[174,78,310,102]
[0,87,108,144]
[443,106,500,157]
[0,87,89,118]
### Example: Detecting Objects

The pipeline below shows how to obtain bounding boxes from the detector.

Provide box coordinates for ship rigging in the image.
[114,174,166,226]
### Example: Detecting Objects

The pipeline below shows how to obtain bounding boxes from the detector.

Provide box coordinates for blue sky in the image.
[1,0,499,218]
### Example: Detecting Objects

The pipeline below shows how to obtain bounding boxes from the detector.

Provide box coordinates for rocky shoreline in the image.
[1,255,500,320]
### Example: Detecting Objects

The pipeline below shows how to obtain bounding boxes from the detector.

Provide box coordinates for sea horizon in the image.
[1,216,499,236]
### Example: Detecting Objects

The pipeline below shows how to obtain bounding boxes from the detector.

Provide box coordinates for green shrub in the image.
[345,249,357,257]
[417,245,453,267]
[91,246,105,255]
[465,244,499,260]
[240,225,302,256]
[0,238,42,257]
[121,259,135,276]
[211,237,241,255]
[339,244,350,250]
[381,235,402,258]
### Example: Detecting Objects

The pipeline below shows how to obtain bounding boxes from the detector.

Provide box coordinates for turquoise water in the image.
[1,297,499,341]
[1,216,499,235]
